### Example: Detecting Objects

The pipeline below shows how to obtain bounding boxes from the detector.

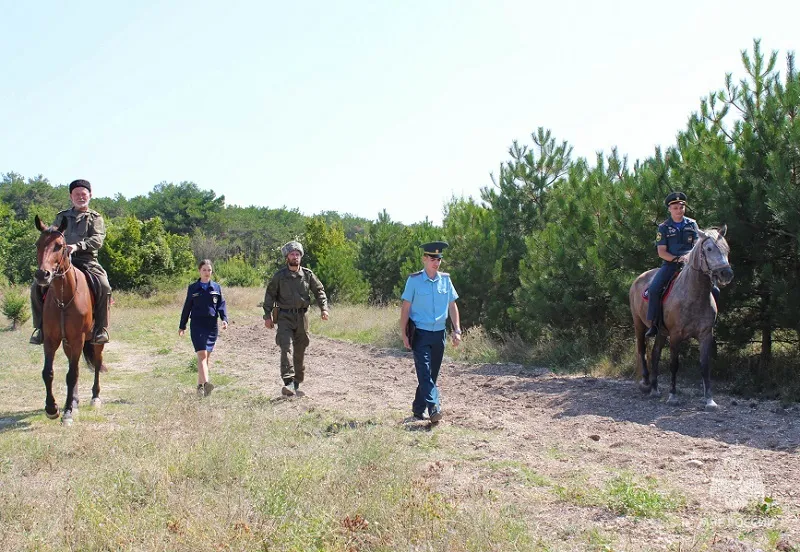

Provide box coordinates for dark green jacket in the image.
[53,207,106,263]
[262,266,327,319]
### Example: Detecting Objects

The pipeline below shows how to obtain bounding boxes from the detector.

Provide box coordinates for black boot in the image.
[29,328,43,345]
[30,284,45,345]
[91,293,111,344]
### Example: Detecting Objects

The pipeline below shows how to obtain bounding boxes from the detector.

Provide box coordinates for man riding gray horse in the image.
[645,191,719,338]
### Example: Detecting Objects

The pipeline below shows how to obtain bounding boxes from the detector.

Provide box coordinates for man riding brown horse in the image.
[30,179,111,345]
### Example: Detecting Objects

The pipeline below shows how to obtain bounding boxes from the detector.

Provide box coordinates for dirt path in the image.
[214,316,800,550]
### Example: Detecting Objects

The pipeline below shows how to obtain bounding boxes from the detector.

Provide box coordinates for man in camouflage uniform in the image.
[263,241,329,396]
[30,179,112,345]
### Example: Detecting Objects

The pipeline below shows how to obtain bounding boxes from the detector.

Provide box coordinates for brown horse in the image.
[629,226,733,409]
[34,215,106,426]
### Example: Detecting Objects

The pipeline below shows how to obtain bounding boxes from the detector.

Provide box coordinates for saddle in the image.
[42,267,101,305]
[642,271,680,303]
[82,269,102,305]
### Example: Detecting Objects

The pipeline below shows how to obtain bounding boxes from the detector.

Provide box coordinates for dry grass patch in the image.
[309,303,401,347]
[0,290,542,551]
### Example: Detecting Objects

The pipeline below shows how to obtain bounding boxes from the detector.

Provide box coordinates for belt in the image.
[280,307,308,313]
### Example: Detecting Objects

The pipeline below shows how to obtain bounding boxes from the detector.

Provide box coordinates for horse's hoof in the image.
[667,394,680,406]
[46,409,60,420]
[649,388,662,398]
[61,416,73,427]
[638,380,651,393]
[704,399,719,410]
[90,398,102,408]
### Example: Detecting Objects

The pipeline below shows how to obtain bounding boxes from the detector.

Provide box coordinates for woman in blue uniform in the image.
[179,259,228,396]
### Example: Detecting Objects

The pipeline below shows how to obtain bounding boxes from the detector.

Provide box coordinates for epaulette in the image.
[440,272,450,276]
[685,216,697,224]
[409,270,424,277]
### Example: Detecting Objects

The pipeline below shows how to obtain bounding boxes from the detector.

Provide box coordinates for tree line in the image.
[2,41,798,396]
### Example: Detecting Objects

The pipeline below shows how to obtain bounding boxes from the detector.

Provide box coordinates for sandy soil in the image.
[211,315,800,551]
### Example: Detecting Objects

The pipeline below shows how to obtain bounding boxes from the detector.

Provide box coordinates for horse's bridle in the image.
[690,234,729,279]
[46,232,77,311]
[49,232,73,279]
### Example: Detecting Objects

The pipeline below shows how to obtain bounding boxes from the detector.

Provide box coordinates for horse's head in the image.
[34,215,70,286]
[692,225,734,287]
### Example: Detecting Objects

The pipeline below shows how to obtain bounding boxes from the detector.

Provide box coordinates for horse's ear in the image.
[697,228,708,240]
[719,224,727,237]
[35,215,46,232]
[57,217,68,233]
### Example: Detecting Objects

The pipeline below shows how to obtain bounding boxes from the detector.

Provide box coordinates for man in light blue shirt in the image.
[400,241,461,424]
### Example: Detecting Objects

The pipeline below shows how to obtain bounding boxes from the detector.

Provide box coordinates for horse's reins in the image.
[47,231,77,344]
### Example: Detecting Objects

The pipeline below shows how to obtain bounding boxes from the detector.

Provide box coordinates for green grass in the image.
[0,288,543,552]
[550,471,684,519]
[601,474,684,518]
[2,287,795,551]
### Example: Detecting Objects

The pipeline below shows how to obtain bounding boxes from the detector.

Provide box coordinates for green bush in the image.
[2,288,30,329]
[214,255,264,287]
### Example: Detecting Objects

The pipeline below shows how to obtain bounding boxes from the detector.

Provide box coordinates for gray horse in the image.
[629,226,734,409]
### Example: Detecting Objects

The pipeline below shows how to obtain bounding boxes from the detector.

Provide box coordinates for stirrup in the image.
[29,329,43,345]
[90,330,110,345]
[645,324,659,338]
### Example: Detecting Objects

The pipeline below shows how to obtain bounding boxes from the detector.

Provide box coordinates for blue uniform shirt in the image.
[179,280,228,330]
[656,216,699,260]
[401,270,459,331]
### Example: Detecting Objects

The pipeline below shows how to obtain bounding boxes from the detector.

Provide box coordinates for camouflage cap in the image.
[281,241,304,257]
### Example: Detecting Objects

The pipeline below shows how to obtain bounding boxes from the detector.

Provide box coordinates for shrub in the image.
[2,288,30,329]
[214,256,263,287]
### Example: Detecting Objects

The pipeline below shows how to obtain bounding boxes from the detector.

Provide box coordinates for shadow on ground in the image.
[459,362,800,453]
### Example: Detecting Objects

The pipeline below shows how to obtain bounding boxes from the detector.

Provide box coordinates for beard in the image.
[288,258,300,267]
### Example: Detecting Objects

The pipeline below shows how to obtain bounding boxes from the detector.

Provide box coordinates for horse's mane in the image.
[686,227,729,270]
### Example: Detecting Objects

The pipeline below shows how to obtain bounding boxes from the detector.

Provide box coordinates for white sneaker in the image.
[281,382,296,396]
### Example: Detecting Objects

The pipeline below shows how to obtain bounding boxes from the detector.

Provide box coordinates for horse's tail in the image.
[82,341,108,373]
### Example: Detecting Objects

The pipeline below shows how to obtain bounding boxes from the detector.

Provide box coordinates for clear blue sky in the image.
[1,1,797,224]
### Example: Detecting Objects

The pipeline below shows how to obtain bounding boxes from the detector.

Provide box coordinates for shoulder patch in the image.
[656,231,662,241]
